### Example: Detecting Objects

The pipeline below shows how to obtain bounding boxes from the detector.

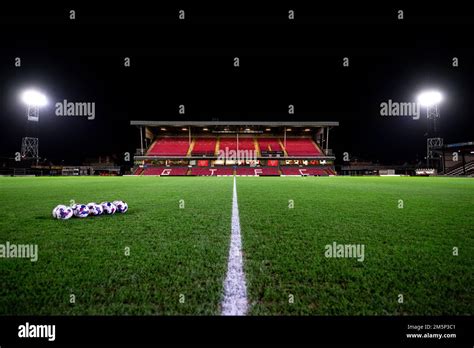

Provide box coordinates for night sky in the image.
[1,2,473,165]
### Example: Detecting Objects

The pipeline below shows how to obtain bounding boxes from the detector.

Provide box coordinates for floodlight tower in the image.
[417,90,443,169]
[20,90,47,164]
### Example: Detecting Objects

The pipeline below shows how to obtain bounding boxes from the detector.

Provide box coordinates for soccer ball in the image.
[101,201,116,215]
[113,200,128,214]
[53,205,74,220]
[87,202,103,216]
[73,204,90,218]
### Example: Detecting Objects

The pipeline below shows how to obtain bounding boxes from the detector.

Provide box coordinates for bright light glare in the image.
[417,90,443,107]
[21,90,47,106]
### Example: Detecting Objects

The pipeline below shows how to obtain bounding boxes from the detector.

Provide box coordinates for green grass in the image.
[0,176,472,315]
[237,176,474,315]
[0,176,233,315]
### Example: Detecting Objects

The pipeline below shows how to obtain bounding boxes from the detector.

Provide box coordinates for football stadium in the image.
[0,3,473,346]
[1,118,473,316]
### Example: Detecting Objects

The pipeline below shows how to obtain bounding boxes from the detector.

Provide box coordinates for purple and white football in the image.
[101,201,116,215]
[113,200,128,214]
[73,204,90,218]
[53,205,74,220]
[87,202,104,216]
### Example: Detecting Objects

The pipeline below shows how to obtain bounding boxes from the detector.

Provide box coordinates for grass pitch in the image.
[0,176,233,315]
[0,176,472,315]
[237,176,474,315]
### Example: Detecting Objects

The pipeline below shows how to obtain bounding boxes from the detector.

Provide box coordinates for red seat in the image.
[142,167,188,176]
[281,167,331,176]
[134,167,144,175]
[235,167,280,176]
[192,138,217,156]
[259,167,280,176]
[258,138,282,152]
[235,167,258,176]
[284,138,322,156]
[190,167,234,176]
[219,137,255,151]
[147,138,190,156]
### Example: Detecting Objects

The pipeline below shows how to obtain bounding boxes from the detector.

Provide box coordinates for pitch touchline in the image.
[221,176,248,315]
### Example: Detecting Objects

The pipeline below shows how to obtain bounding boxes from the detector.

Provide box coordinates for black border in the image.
[1,316,472,345]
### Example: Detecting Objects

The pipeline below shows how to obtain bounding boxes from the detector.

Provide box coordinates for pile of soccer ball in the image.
[52,201,128,220]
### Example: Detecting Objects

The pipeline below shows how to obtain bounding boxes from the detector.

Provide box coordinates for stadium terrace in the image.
[130,121,339,176]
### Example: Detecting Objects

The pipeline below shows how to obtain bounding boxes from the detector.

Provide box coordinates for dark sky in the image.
[1,2,473,165]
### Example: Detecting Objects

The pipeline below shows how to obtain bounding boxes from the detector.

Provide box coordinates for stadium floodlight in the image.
[21,89,47,107]
[417,90,443,107]
[417,90,444,168]
[20,89,47,163]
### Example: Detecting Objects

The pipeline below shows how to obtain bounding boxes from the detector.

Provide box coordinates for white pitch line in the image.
[221,176,248,316]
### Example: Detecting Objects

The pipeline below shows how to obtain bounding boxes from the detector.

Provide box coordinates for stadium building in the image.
[130,121,339,176]
[437,141,474,176]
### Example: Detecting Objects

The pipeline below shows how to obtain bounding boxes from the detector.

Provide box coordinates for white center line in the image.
[221,176,248,316]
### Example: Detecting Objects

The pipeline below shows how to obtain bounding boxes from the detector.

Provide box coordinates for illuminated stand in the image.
[417,90,443,169]
[20,90,47,164]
